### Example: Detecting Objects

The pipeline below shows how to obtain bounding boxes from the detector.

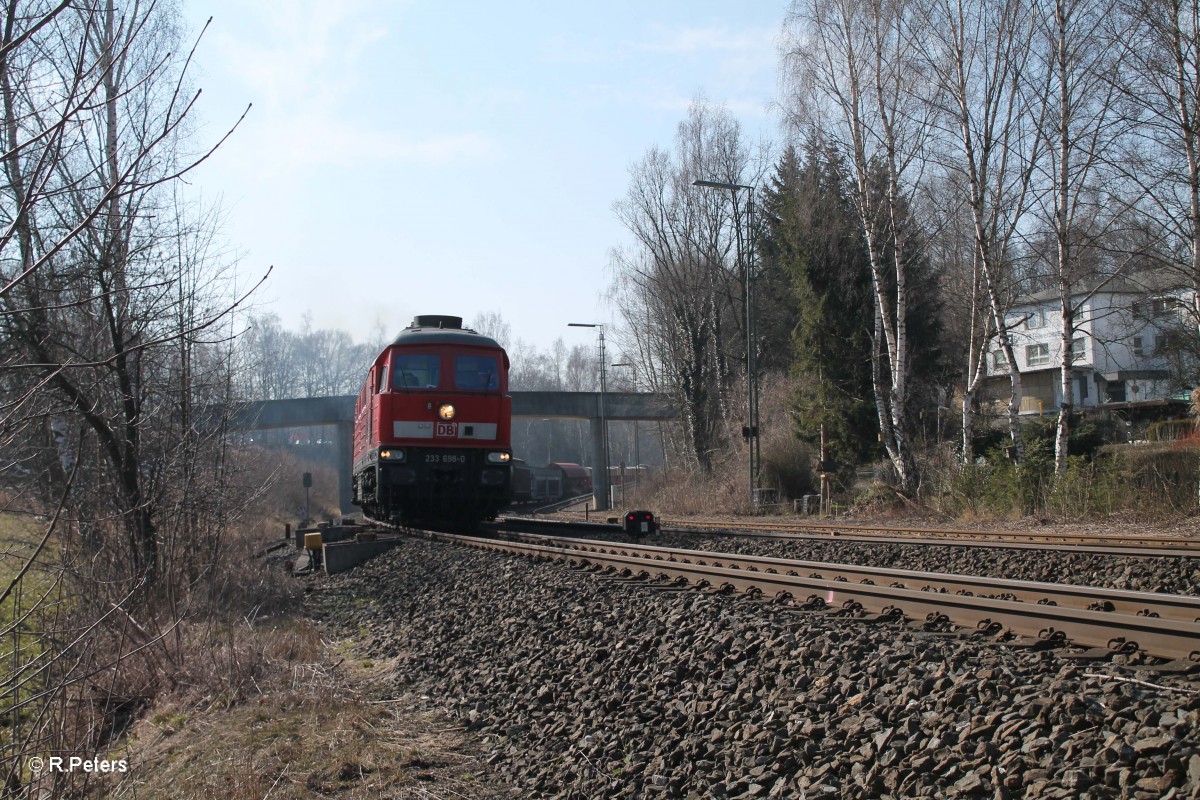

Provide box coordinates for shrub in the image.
[934,439,1200,520]
[1147,419,1197,442]
[758,434,816,501]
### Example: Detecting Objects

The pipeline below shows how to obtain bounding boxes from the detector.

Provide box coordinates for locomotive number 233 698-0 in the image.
[424,453,467,464]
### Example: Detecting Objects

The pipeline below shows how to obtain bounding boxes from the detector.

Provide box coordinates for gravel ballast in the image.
[313,537,1200,799]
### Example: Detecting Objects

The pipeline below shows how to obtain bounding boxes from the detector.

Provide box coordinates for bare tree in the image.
[782,0,935,494]
[293,319,362,397]
[1119,0,1200,336]
[468,309,513,350]
[610,99,764,472]
[3,0,214,582]
[0,1,254,791]
[1026,0,1135,473]
[918,176,998,460]
[236,313,297,400]
[914,0,1043,462]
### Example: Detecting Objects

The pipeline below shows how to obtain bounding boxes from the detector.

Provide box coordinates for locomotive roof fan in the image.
[411,315,463,329]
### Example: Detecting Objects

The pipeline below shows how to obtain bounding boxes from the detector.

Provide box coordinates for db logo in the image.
[435,422,458,437]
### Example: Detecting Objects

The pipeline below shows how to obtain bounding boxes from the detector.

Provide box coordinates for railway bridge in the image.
[223,392,676,513]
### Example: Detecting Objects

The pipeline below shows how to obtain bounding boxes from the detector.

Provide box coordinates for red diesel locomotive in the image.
[351,315,512,527]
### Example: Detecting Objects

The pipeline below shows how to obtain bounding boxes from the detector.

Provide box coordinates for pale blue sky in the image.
[181,1,785,351]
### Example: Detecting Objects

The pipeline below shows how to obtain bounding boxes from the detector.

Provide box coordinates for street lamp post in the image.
[569,322,609,510]
[692,178,760,511]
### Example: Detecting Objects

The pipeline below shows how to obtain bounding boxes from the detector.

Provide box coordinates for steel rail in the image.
[498,530,1200,623]
[654,517,1200,553]
[659,525,1199,559]
[423,530,1200,662]
[507,515,1199,558]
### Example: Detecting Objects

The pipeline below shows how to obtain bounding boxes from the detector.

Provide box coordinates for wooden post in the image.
[820,424,830,517]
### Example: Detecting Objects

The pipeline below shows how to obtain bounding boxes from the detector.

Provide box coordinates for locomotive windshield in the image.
[454,355,499,390]
[392,353,441,389]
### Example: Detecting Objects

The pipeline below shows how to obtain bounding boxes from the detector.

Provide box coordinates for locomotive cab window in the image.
[392,354,441,389]
[455,355,499,390]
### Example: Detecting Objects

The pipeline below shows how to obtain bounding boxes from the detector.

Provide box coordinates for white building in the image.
[984,273,1196,414]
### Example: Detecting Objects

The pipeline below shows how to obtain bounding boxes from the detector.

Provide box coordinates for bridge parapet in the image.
[220,392,674,429]
[511,391,674,421]
[223,396,358,431]
[215,392,677,516]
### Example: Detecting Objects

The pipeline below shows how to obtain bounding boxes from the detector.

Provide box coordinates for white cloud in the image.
[637,25,776,55]
[543,22,776,120]
[209,1,382,107]
[272,121,497,167]
[543,22,776,65]
[204,1,495,170]
[577,82,772,122]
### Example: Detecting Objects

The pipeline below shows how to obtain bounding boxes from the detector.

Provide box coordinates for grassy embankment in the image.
[0,511,57,752]
[78,447,514,799]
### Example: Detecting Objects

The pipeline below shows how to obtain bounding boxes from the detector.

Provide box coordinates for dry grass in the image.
[37,441,520,800]
[635,447,758,516]
[234,445,343,529]
[1,511,60,751]
[88,628,516,799]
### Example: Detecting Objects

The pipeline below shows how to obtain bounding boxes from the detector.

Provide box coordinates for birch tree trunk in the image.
[783,0,931,494]
[1031,0,1128,474]
[916,0,1042,463]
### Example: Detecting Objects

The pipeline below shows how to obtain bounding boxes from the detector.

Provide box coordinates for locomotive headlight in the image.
[438,403,456,420]
[486,451,511,464]
[379,448,405,462]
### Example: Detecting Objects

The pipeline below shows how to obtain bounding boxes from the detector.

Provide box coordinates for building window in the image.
[1152,297,1180,316]
[1132,336,1144,356]
[992,349,1009,371]
[1026,343,1050,367]
[1070,337,1086,362]
[1155,332,1173,354]
[1026,307,1049,329]
[1107,381,1126,403]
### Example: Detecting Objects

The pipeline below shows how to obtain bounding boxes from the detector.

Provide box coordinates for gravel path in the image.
[314,536,1200,799]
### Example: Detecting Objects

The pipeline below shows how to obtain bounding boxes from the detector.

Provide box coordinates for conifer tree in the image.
[761,140,950,490]
[760,140,877,485]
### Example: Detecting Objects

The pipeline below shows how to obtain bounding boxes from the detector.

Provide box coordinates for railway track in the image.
[419,527,1200,663]
[658,517,1200,553]
[531,514,1200,557]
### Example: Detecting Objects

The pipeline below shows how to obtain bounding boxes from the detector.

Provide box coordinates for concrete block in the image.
[296,525,364,548]
[319,525,361,544]
[322,538,402,575]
